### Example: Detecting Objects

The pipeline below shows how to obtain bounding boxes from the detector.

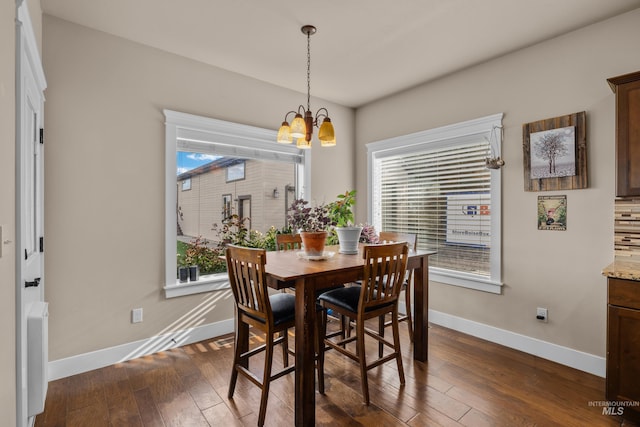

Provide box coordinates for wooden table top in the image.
[265,244,435,286]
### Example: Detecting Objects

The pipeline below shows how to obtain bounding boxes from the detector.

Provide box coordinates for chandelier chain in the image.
[306,30,311,112]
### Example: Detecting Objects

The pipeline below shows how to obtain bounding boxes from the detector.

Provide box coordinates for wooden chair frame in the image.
[226,244,326,425]
[226,245,295,427]
[378,231,417,352]
[319,242,408,405]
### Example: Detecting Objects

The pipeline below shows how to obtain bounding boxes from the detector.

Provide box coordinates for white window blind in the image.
[368,113,503,293]
[378,141,491,276]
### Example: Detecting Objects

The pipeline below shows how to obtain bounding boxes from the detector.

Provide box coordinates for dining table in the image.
[264,244,435,426]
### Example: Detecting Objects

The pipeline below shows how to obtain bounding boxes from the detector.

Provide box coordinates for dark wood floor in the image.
[35,321,633,426]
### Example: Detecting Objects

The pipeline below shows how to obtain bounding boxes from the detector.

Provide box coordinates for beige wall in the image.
[42,15,355,360]
[0,0,16,423]
[355,8,640,357]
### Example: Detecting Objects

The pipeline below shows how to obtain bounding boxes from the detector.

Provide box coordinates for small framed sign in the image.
[537,195,567,231]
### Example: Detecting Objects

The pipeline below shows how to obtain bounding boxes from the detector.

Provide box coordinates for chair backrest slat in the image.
[378,231,417,284]
[360,242,409,310]
[276,233,302,251]
[226,245,270,322]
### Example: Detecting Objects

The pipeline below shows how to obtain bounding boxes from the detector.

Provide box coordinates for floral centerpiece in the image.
[359,223,379,244]
[287,198,334,256]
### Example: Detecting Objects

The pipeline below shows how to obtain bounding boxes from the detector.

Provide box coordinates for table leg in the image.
[294,277,316,426]
[413,255,429,361]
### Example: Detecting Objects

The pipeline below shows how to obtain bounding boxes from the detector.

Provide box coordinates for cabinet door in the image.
[615,78,640,196]
[607,305,640,403]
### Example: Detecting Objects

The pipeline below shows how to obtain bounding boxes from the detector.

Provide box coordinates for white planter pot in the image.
[335,226,363,254]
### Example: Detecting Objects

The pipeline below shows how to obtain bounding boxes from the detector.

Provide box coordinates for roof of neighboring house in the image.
[177,157,245,181]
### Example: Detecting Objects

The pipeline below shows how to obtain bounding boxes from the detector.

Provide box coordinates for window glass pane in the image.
[177,151,296,246]
[376,139,491,277]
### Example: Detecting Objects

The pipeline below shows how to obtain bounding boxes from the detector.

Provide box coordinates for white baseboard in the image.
[48,309,606,381]
[48,319,234,381]
[428,309,606,378]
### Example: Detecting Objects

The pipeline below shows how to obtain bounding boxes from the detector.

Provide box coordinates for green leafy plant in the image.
[212,215,290,251]
[212,214,250,246]
[177,236,226,275]
[328,190,356,227]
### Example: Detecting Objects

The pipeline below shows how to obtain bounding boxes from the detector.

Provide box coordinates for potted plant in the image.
[177,255,189,283]
[328,190,363,254]
[287,198,334,256]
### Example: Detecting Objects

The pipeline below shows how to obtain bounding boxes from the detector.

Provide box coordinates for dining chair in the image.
[318,242,409,405]
[378,231,417,350]
[276,233,302,251]
[225,244,325,426]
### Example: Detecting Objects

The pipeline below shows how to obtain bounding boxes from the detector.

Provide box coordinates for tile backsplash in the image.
[615,198,640,259]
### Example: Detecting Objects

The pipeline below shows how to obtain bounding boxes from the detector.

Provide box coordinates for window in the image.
[226,161,245,182]
[367,114,503,293]
[222,194,232,221]
[181,178,191,191]
[165,110,310,298]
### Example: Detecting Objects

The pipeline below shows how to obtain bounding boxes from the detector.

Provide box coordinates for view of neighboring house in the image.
[177,157,296,242]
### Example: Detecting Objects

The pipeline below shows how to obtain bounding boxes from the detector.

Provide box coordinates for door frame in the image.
[15,1,47,426]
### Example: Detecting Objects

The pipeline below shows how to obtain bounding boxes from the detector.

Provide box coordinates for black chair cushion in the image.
[316,284,345,298]
[269,292,296,326]
[354,277,408,289]
[244,292,323,327]
[318,285,394,313]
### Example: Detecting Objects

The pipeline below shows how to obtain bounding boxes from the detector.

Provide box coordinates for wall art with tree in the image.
[523,111,587,191]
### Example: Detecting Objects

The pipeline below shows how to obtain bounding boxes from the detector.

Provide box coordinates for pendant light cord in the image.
[306,30,311,112]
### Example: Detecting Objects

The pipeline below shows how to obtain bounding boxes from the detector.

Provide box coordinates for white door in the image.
[17,2,47,426]
[21,88,44,296]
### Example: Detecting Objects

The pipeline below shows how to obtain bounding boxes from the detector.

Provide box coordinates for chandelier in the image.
[277,25,335,149]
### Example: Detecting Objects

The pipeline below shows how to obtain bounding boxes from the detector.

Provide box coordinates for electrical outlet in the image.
[132,308,143,323]
[536,307,548,323]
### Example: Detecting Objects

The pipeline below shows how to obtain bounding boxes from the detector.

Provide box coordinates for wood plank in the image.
[133,387,165,427]
[35,324,629,426]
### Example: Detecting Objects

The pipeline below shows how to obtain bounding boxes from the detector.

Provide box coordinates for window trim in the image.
[164,110,310,298]
[367,113,503,294]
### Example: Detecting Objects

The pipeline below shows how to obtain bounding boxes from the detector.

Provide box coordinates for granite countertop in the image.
[602,259,640,281]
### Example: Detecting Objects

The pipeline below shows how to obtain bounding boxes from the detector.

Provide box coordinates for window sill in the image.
[430,267,503,294]
[164,272,230,298]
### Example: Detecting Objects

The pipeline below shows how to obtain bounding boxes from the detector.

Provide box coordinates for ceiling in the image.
[41,0,640,108]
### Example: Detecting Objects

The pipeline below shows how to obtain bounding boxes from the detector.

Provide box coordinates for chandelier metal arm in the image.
[314,107,330,125]
[281,110,298,123]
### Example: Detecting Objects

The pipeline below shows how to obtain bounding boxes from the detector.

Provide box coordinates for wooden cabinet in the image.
[608,71,640,197]
[607,278,640,421]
